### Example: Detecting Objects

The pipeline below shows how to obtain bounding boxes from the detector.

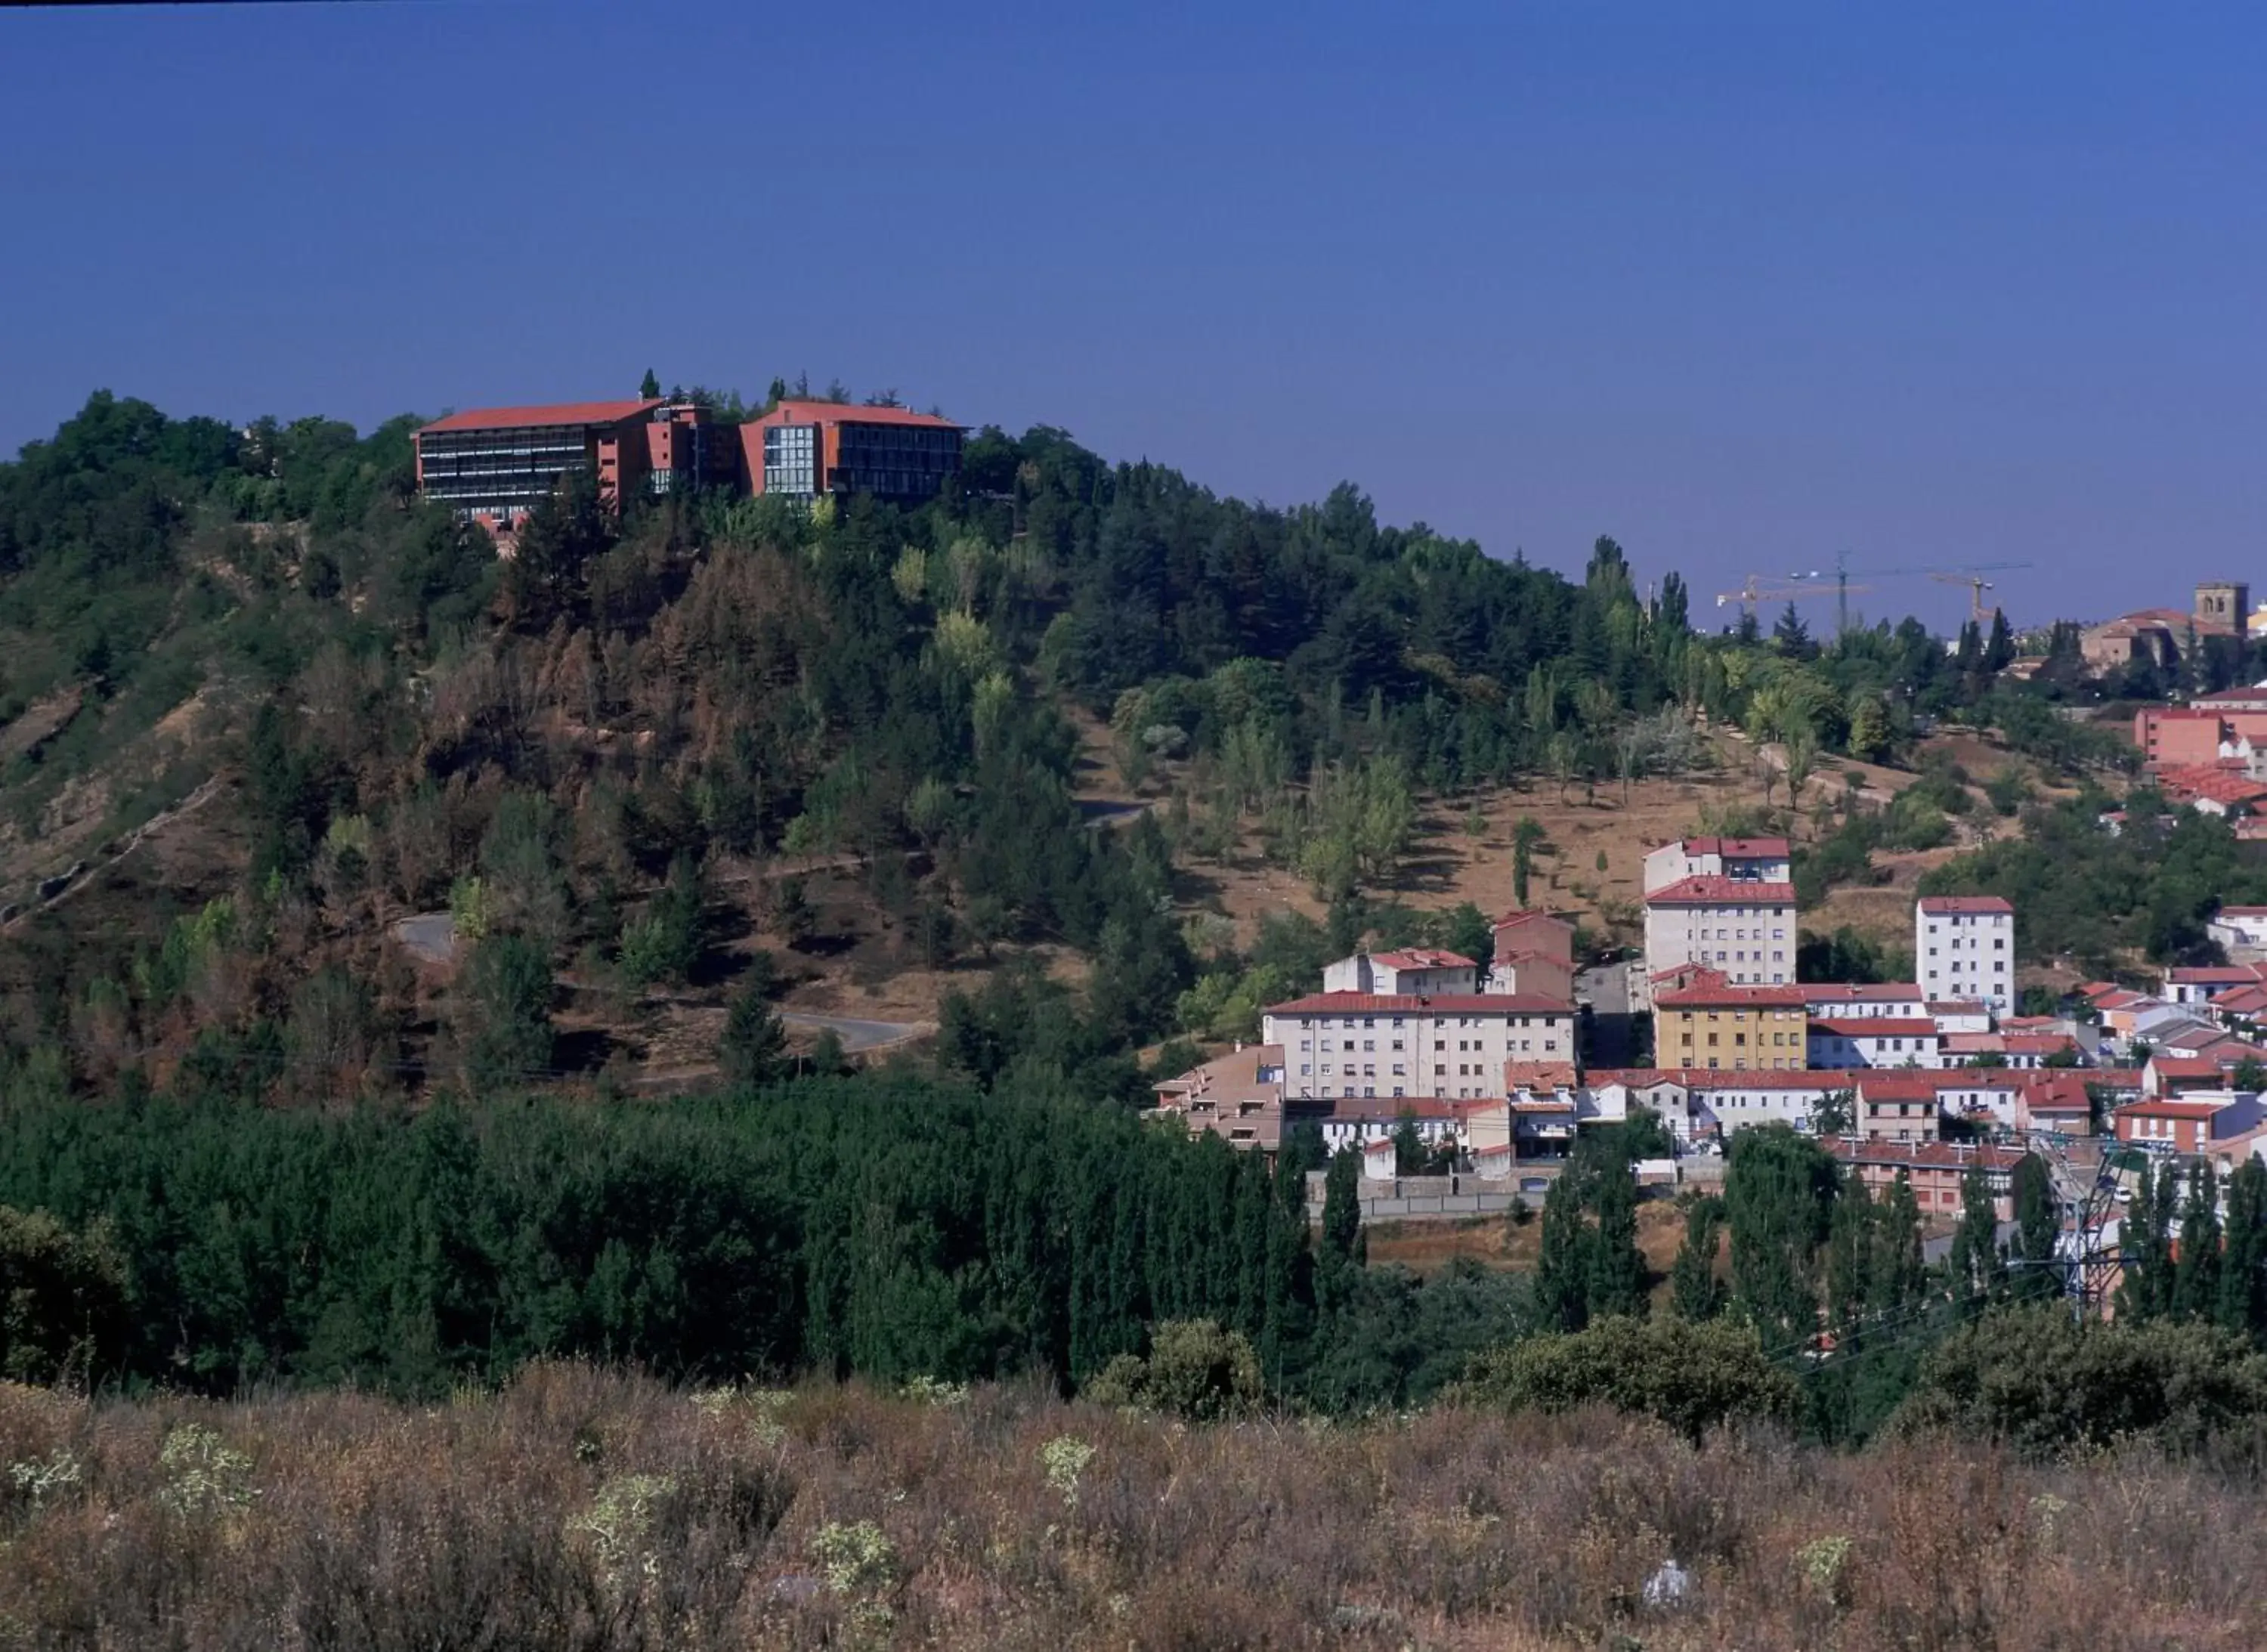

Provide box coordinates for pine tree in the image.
[639,368,661,398]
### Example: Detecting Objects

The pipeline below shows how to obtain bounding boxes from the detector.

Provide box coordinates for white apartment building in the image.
[2209,906,2267,957]
[1641,836,1792,896]
[1644,877,1797,988]
[1263,992,1576,1102]
[1916,896,2014,1015]
[1320,948,1480,996]
[1809,1018,1945,1069]
[1802,983,1927,1021]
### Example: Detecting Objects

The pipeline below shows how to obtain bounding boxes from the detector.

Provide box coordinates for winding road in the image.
[778,1010,932,1053]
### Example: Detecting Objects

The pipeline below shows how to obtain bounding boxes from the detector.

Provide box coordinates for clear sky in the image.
[4,2,2262,630]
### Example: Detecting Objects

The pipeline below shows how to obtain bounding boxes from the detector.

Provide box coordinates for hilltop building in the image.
[414,394,963,538]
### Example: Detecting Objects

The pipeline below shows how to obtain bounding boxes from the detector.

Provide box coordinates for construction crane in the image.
[1715,573,1871,618]
[1929,569,2008,621]
[1787,555,2037,636]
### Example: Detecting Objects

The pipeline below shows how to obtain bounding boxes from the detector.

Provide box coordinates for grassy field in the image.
[0,1366,2254,1650]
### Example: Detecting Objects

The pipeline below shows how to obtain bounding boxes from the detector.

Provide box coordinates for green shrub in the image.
[1456,1315,1800,1442]
[1083,1319,1264,1421]
[1890,1305,2267,1459]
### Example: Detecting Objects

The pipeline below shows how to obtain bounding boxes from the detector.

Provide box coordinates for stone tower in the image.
[2196,580,2250,633]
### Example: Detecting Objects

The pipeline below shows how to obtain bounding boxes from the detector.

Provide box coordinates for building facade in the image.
[1262,992,1576,1102]
[1321,949,1480,996]
[1642,877,1797,990]
[1641,836,1792,896]
[1810,1018,1946,1070]
[739,401,963,503]
[415,398,681,536]
[1653,982,1810,1071]
[1916,896,2015,1014]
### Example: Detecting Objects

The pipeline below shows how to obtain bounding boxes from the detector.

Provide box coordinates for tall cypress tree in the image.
[2218,1159,2267,1339]
[1825,1178,1872,1335]
[2010,1153,2061,1304]
[1586,1163,1649,1319]
[1947,1165,2006,1304]
[1724,1125,1833,1347]
[1669,1198,1726,1321]
[1533,1176,1593,1332]
[2116,1161,2175,1323]
[1870,1170,1928,1314]
[2173,1162,2222,1321]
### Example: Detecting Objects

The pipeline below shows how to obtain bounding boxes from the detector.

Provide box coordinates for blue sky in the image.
[4,2,2262,629]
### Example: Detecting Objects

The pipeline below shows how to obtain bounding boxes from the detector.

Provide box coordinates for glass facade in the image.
[417,423,596,518]
[831,422,959,500]
[764,424,818,497]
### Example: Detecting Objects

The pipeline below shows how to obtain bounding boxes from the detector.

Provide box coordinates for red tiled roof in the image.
[1503,1061,1580,1093]
[1813,1018,1941,1038]
[2214,905,2267,919]
[1855,1071,1942,1101]
[2167,967,2261,984]
[1918,896,2014,914]
[1645,877,1797,906]
[1806,983,1925,1003]
[419,397,665,435]
[1656,982,1811,1007]
[1266,992,1573,1016]
[2019,1072,2094,1114]
[1370,948,1477,971]
[2118,1098,2237,1119]
[1675,836,1792,858]
[746,399,962,430]
[2150,1055,2232,1078]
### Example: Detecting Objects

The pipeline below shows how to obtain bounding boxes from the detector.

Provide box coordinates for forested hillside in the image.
[0,389,2129,1102]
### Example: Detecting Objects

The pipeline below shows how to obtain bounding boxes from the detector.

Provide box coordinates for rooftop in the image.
[1672,836,1792,858]
[1854,1071,1943,1101]
[1265,991,1573,1016]
[746,399,963,430]
[419,397,666,435]
[1917,896,2014,915]
[1813,1018,1941,1037]
[1644,876,1797,907]
[1656,982,1811,1008]
[1369,948,1477,971]
[1807,983,1925,1002]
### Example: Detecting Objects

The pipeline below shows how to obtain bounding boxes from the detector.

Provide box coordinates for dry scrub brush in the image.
[0,1366,2260,1650]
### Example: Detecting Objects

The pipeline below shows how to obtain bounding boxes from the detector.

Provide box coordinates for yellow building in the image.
[1653,980,1812,1071]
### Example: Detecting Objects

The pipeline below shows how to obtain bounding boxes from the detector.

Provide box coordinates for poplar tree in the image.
[1586,1163,1649,1319]
[2010,1152,2061,1304]
[1669,1198,1726,1321]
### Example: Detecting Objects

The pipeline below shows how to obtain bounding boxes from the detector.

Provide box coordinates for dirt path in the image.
[2,773,227,931]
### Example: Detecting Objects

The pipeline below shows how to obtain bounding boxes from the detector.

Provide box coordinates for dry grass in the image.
[1,1366,2258,1650]
[1365,1202,1690,1282]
